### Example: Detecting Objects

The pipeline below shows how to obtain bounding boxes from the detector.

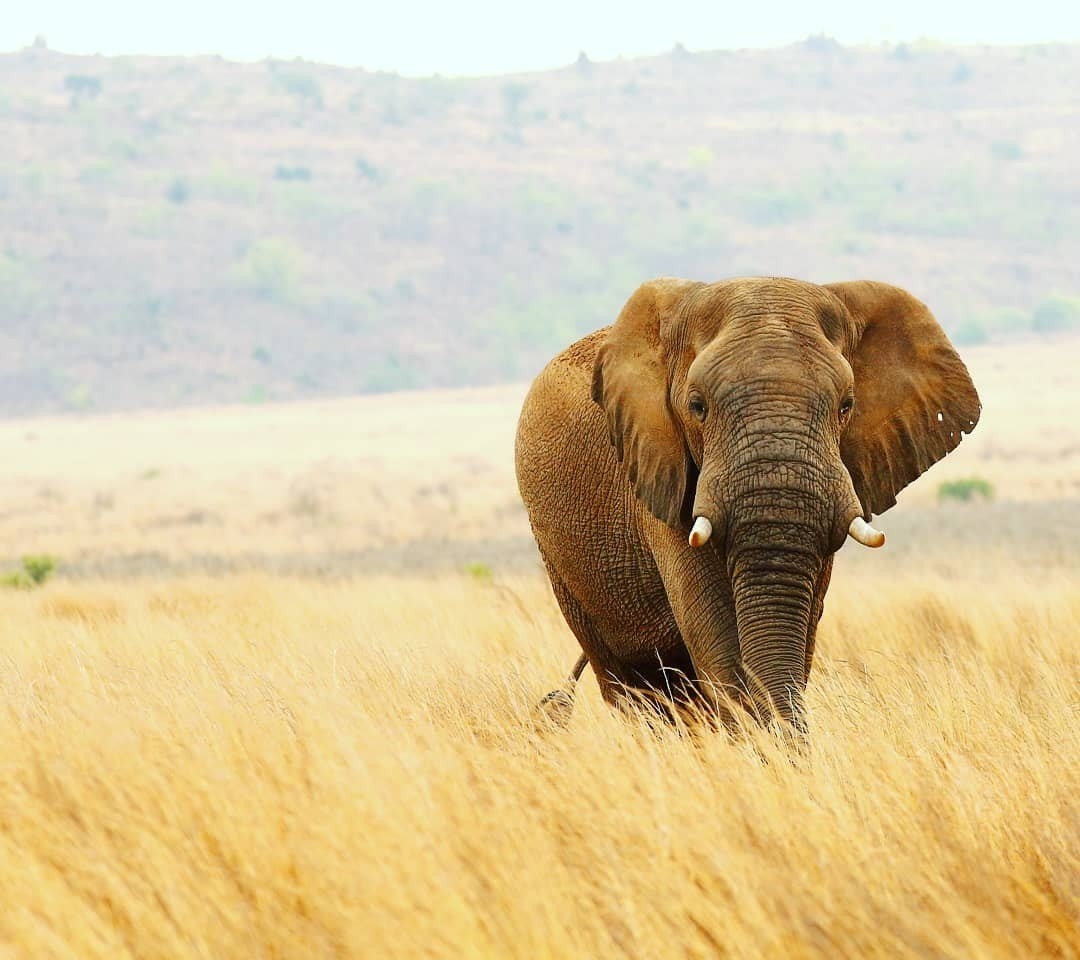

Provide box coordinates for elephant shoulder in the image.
[523,327,609,415]
[518,328,609,455]
[557,327,610,370]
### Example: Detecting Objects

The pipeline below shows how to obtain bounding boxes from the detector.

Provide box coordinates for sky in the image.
[3,1,1079,76]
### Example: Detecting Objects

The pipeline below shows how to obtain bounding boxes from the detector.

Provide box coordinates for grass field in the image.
[0,336,1077,957]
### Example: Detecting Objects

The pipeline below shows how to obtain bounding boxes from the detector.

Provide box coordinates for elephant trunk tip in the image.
[688,516,713,548]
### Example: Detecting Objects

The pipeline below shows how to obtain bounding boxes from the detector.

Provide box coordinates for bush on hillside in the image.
[64,74,102,101]
[1032,295,1080,333]
[0,251,41,318]
[273,165,313,182]
[166,177,190,204]
[233,238,305,304]
[938,477,994,503]
[355,156,381,182]
[271,68,323,107]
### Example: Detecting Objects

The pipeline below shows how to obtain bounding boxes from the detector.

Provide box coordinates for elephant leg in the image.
[649,527,743,724]
[534,653,588,728]
[534,566,616,727]
[537,564,678,724]
[603,645,714,727]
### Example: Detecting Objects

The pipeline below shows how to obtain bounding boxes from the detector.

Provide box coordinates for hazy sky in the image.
[4,1,1079,75]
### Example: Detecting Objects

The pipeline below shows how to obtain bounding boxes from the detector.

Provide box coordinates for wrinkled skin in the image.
[515,277,981,733]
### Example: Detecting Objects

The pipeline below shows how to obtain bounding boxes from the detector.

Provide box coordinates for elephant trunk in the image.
[728,542,818,735]
[691,422,849,734]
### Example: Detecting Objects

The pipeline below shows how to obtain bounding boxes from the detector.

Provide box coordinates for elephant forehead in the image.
[697,276,834,313]
[672,278,843,348]
[685,316,849,390]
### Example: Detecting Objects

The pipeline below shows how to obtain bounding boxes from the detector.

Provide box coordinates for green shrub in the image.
[166,177,190,204]
[803,33,842,54]
[500,82,530,122]
[355,156,381,182]
[64,74,102,101]
[2,554,57,589]
[233,237,305,303]
[952,62,973,83]
[23,555,57,584]
[274,164,312,182]
[938,477,994,502]
[463,562,493,582]
[271,68,323,107]
[951,320,989,346]
[0,250,41,317]
[361,352,422,393]
[951,307,1028,344]
[1032,295,1080,333]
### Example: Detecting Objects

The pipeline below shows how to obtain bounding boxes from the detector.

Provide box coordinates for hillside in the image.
[1,39,1078,415]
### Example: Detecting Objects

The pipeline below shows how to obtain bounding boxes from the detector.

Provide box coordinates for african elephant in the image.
[515,277,980,732]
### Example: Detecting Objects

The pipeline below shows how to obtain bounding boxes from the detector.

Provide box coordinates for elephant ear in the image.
[827,281,982,518]
[591,278,701,527]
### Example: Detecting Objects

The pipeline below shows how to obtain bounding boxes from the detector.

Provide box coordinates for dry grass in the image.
[0,567,1076,958]
[0,336,1076,956]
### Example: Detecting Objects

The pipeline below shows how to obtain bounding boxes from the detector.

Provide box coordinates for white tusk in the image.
[848,516,885,548]
[688,516,713,548]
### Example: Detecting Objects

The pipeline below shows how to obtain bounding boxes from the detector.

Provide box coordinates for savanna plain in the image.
[0,337,1077,958]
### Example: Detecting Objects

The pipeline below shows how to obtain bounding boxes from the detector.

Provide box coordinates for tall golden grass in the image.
[0,567,1076,958]
[0,336,1076,956]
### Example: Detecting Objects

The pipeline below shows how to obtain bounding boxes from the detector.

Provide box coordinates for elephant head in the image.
[591,277,981,727]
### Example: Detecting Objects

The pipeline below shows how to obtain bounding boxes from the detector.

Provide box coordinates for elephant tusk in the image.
[848,516,885,548]
[688,516,713,548]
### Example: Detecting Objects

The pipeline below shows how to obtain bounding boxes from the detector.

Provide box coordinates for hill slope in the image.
[1,40,1078,414]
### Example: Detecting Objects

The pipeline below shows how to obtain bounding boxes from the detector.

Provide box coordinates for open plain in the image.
[0,334,1077,958]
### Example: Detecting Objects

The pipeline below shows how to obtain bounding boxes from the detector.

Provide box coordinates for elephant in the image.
[515,277,981,733]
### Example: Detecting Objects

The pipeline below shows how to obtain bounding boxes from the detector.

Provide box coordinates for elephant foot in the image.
[532,653,589,730]
[533,688,576,728]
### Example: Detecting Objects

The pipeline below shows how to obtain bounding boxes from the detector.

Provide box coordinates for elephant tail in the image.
[533,653,589,729]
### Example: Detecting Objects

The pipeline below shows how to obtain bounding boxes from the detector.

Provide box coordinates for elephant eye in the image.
[688,396,707,421]
[839,396,854,419]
